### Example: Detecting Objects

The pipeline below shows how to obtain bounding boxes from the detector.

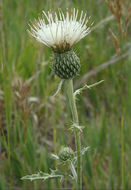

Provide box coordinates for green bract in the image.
[53,50,80,79]
[59,147,74,162]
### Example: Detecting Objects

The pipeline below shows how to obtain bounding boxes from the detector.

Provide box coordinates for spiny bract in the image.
[53,50,80,79]
[59,147,74,162]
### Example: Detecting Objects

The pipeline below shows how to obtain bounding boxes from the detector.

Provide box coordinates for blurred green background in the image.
[0,0,131,189]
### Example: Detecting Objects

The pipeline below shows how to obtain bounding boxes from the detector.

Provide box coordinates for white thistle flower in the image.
[29,9,91,52]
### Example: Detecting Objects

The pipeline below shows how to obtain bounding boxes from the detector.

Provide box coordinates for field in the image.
[0,0,131,189]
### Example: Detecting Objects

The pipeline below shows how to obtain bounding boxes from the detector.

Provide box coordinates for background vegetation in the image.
[0,0,131,189]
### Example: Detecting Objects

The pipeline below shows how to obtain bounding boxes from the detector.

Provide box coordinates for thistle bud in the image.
[53,50,80,79]
[58,147,74,162]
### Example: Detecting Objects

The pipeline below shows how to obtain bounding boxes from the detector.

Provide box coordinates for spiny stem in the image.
[65,79,82,190]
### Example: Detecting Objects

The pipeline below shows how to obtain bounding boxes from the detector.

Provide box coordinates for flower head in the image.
[29,9,91,52]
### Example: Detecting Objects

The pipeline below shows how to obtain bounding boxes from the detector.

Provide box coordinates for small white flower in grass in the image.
[29,9,92,79]
[29,9,91,52]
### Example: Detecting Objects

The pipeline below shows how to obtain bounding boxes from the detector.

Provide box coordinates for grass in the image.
[0,0,131,189]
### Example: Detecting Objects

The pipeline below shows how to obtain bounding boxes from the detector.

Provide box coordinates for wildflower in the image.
[29,9,91,79]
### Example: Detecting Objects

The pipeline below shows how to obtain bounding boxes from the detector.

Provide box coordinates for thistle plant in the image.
[22,9,103,190]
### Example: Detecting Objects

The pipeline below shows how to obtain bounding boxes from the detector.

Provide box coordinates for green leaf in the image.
[51,153,59,160]
[73,147,90,165]
[74,80,104,97]
[69,123,84,132]
[81,147,90,155]
[53,79,64,97]
[21,169,64,181]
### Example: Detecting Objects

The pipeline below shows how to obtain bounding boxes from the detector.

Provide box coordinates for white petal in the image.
[29,9,91,51]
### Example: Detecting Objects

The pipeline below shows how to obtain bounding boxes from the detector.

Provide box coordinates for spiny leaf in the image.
[69,123,84,132]
[74,80,104,97]
[73,147,90,165]
[21,169,64,181]
[51,153,59,160]
[69,161,77,182]
[53,79,64,97]
[81,147,90,155]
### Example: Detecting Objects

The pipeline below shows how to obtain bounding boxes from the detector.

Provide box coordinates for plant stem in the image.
[121,116,125,190]
[65,79,82,190]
